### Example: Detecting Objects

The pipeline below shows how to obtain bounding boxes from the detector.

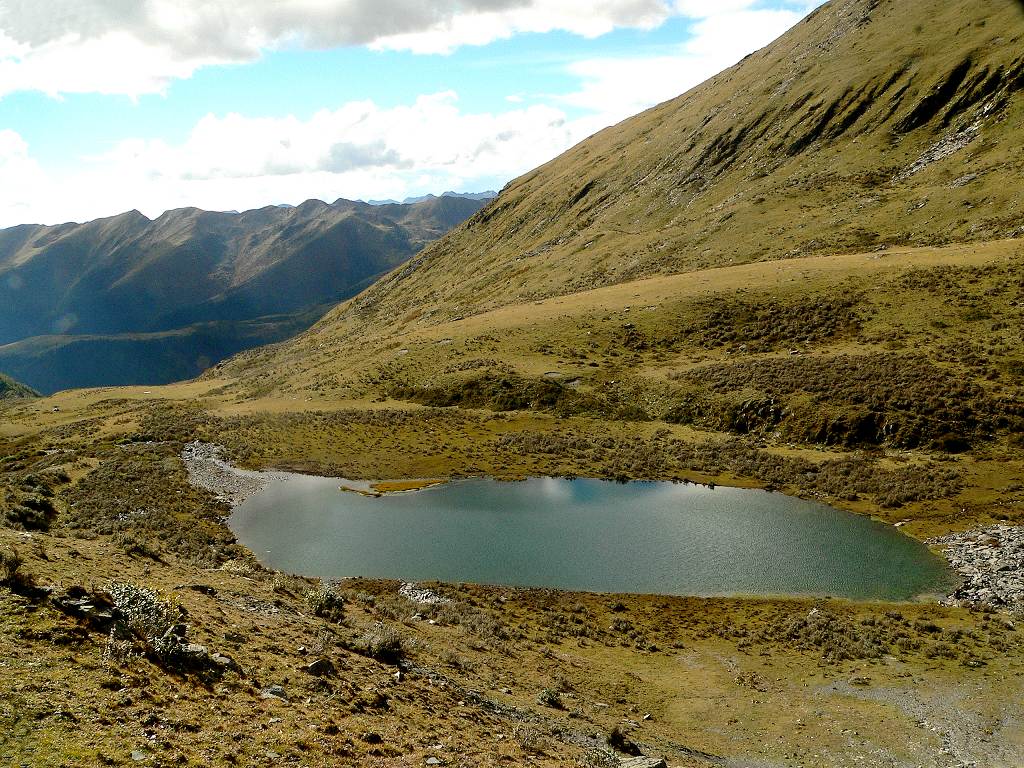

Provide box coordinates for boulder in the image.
[303,658,335,677]
[51,587,117,630]
[210,652,239,672]
[261,685,288,702]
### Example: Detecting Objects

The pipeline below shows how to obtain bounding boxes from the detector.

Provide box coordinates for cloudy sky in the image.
[0,0,822,227]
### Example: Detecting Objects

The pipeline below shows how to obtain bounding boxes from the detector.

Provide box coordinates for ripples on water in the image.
[229,476,953,600]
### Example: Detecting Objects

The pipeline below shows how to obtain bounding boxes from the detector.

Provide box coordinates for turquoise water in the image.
[228,476,953,600]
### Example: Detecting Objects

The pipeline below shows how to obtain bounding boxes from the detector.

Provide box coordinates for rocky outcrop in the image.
[928,525,1024,612]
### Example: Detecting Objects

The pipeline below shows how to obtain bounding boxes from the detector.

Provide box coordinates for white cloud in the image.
[369,0,671,54]
[563,3,820,122]
[0,0,677,97]
[0,93,592,227]
[0,130,48,224]
[0,2,825,226]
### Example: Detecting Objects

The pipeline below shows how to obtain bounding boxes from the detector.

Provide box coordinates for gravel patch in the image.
[181,441,290,507]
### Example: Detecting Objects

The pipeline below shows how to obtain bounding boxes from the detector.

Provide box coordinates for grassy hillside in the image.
[0,372,38,400]
[257,0,1023,339]
[199,0,1024,491]
[0,308,325,394]
[0,195,489,392]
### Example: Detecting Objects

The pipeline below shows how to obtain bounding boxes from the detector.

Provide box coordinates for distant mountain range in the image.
[364,191,498,206]
[0,194,491,393]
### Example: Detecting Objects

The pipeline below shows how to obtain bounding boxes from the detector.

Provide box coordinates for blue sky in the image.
[0,1,821,227]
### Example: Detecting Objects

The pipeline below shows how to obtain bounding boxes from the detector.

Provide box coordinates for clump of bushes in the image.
[108,582,177,639]
[112,530,162,560]
[3,494,57,531]
[0,545,31,591]
[670,290,868,352]
[536,688,564,709]
[512,724,546,754]
[667,352,1020,449]
[496,430,962,508]
[390,372,563,412]
[62,445,232,566]
[306,583,346,622]
[606,726,641,756]
[361,622,405,664]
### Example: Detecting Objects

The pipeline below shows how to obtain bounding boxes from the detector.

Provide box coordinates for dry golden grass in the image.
[370,479,447,493]
[3,524,1022,768]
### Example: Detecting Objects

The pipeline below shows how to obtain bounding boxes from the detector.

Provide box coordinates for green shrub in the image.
[306,583,346,622]
[107,582,177,639]
[112,530,162,560]
[536,688,564,709]
[0,545,28,589]
[361,622,405,664]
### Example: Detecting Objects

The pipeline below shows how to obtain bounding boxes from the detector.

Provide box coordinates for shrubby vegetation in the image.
[62,443,234,566]
[668,352,1022,448]
[108,582,178,640]
[497,430,961,508]
[306,582,346,622]
[359,622,406,664]
[665,290,868,353]
[0,545,29,590]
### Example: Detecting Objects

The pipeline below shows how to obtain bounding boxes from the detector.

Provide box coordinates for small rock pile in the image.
[928,525,1024,612]
[54,582,241,678]
[399,582,450,605]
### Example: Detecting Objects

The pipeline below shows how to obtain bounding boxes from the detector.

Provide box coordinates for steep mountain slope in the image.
[283,0,1024,338]
[212,0,1024,462]
[0,194,489,392]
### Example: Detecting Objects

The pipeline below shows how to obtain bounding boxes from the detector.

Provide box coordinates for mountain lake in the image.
[228,476,954,600]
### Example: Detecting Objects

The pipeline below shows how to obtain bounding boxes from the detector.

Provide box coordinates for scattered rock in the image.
[175,584,217,596]
[210,652,239,672]
[303,658,335,677]
[399,582,450,605]
[261,685,288,702]
[897,123,980,180]
[181,442,289,507]
[51,587,117,630]
[928,525,1024,612]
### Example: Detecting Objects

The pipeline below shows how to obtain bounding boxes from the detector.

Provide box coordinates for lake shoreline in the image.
[222,464,955,602]
[180,441,1024,610]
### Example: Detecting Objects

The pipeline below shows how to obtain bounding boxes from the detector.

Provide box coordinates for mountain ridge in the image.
[0,194,490,392]
[275,0,1023,346]
[0,372,38,400]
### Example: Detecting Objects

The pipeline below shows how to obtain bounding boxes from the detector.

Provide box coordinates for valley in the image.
[0,195,489,394]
